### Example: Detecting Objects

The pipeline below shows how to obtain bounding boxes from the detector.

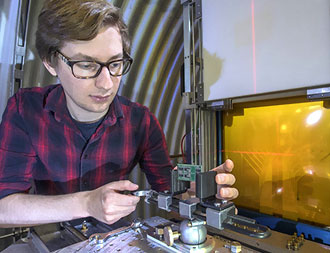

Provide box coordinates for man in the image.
[0,0,238,227]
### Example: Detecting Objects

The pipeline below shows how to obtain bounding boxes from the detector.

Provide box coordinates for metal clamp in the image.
[131,189,158,204]
[89,218,143,245]
[179,198,199,219]
[158,194,172,212]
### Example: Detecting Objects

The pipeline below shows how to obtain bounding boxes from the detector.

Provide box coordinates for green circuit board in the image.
[177,164,202,182]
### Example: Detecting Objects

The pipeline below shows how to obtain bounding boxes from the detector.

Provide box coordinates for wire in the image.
[180,133,187,163]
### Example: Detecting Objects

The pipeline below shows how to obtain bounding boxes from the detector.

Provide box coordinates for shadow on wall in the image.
[203,48,224,100]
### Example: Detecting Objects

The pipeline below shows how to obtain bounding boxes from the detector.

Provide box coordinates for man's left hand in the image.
[211,159,239,200]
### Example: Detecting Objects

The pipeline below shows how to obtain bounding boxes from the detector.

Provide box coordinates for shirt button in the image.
[83,181,88,186]
[83,154,88,159]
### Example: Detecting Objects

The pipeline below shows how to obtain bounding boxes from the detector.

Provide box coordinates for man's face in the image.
[46,26,124,122]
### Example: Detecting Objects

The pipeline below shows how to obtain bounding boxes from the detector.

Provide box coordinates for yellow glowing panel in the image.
[223,101,330,227]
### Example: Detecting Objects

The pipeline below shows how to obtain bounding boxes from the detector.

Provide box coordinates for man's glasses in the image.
[55,50,133,79]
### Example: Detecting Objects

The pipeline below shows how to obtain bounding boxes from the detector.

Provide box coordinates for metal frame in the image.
[181,1,330,246]
[11,0,30,96]
[182,0,218,171]
[181,0,330,172]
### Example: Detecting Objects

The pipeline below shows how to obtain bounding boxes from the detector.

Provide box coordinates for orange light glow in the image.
[280,124,287,131]
[306,109,322,126]
[222,150,294,157]
[223,100,330,227]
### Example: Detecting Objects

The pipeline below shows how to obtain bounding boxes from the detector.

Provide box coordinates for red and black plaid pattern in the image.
[0,85,172,199]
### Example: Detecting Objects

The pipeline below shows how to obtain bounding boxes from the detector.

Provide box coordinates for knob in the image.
[231,241,242,253]
[164,226,180,246]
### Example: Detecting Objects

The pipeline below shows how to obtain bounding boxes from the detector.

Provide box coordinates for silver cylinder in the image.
[179,219,207,245]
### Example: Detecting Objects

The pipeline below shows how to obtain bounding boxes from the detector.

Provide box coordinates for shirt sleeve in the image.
[139,111,173,192]
[0,94,36,199]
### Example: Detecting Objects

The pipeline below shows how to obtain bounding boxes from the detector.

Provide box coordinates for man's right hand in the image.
[85,180,140,225]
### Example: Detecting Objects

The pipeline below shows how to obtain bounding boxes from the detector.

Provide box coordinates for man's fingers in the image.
[218,187,239,200]
[107,180,139,191]
[104,205,137,224]
[212,159,234,173]
[101,181,140,207]
[103,191,140,206]
[215,173,236,186]
[114,194,140,206]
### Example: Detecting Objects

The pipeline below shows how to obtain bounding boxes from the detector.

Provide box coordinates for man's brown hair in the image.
[36,0,131,63]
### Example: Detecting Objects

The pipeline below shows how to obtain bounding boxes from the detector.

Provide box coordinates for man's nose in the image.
[95,66,113,90]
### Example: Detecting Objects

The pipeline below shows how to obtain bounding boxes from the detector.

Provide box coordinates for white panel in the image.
[202,0,330,101]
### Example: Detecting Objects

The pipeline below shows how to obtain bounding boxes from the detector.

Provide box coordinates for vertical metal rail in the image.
[182,1,192,94]
[11,0,31,96]
[182,0,218,172]
[194,0,204,169]
[201,110,217,171]
[182,0,200,166]
[195,0,218,172]
[190,5,200,167]
[216,111,223,165]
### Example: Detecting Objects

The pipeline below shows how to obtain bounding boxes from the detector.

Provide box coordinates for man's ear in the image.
[42,59,58,77]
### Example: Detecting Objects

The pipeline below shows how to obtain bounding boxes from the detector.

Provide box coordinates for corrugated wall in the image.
[23,0,185,160]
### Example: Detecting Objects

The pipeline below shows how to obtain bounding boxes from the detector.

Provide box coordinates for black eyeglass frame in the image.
[55,50,133,79]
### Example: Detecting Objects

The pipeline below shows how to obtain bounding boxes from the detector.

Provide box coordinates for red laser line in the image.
[222,150,295,157]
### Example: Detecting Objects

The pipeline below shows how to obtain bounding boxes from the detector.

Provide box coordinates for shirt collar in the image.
[103,95,124,126]
[44,84,124,126]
